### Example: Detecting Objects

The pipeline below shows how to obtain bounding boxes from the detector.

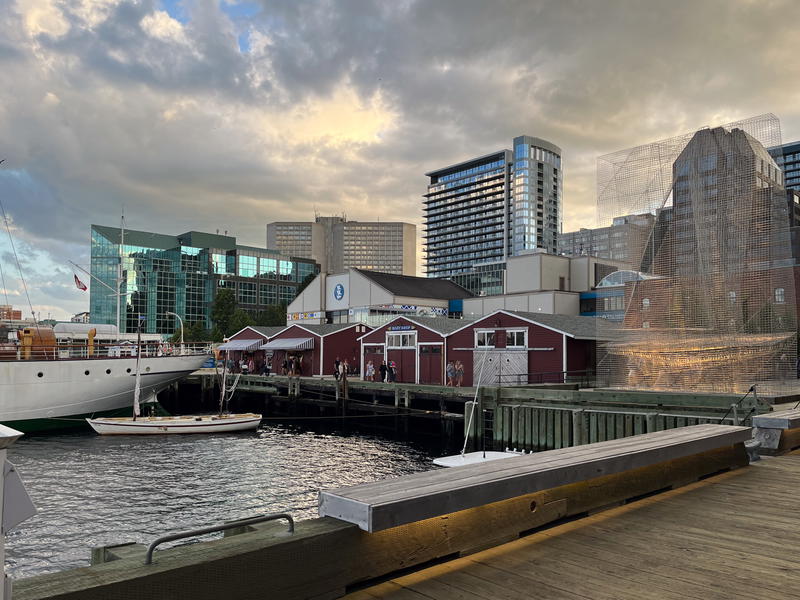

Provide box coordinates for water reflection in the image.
[6,425,435,578]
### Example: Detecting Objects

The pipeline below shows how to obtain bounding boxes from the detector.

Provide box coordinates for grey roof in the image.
[288,322,368,337]
[503,311,621,340]
[397,315,477,336]
[354,269,473,299]
[247,325,288,338]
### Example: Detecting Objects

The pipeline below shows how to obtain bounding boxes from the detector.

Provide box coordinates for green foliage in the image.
[254,302,288,327]
[229,308,255,335]
[169,321,210,343]
[210,288,237,335]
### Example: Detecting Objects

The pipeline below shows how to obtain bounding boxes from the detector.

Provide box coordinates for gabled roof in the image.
[353,269,473,300]
[283,322,371,337]
[228,325,288,340]
[358,315,476,340]
[447,310,620,340]
[500,311,620,340]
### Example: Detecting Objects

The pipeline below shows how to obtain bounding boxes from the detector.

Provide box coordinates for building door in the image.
[474,351,527,386]
[419,345,442,385]
[363,345,384,380]
[388,349,416,383]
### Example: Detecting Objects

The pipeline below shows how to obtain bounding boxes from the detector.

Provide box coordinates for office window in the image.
[775,287,785,303]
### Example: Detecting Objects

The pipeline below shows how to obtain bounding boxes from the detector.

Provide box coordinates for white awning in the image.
[217,339,264,351]
[261,337,315,351]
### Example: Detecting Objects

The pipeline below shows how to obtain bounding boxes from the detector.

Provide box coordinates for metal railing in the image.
[144,512,294,565]
[0,341,212,361]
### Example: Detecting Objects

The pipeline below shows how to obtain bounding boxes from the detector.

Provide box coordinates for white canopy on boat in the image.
[261,337,314,351]
[217,339,264,351]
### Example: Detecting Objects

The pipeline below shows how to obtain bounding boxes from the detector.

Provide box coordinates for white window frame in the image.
[505,329,527,349]
[475,330,496,348]
[386,332,416,349]
[775,287,786,304]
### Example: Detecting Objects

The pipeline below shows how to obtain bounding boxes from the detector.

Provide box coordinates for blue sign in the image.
[333,283,345,301]
[388,325,414,331]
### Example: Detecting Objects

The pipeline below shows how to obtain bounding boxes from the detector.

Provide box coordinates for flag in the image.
[74,274,87,291]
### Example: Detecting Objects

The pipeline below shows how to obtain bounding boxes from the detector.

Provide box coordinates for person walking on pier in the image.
[334,357,341,381]
[455,360,464,387]
[365,360,375,381]
[379,360,387,382]
[388,360,397,383]
[446,361,455,386]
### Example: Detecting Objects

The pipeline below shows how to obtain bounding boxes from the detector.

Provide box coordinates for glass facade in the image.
[90,225,318,334]
[424,136,562,285]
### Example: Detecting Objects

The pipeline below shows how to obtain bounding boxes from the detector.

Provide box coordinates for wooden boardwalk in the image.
[346,452,800,600]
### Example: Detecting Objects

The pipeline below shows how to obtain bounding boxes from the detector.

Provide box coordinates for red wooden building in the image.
[359,311,615,386]
[218,325,287,367]
[359,316,465,384]
[261,323,371,377]
[447,310,615,386]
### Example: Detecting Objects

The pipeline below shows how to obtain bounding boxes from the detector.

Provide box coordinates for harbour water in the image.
[5,423,437,578]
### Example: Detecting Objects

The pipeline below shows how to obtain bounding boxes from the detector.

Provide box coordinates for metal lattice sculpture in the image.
[597,115,797,393]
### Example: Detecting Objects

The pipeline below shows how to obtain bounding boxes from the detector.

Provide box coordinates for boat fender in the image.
[195,417,202,421]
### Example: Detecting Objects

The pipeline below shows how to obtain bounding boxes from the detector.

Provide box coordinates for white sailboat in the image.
[86,323,261,435]
[433,349,522,467]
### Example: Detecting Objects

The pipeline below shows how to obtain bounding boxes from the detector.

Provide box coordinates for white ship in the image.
[0,325,209,433]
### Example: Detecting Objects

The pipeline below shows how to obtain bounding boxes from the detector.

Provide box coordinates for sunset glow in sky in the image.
[3,0,800,319]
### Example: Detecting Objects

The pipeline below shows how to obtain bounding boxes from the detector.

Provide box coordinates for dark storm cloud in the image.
[2,0,800,317]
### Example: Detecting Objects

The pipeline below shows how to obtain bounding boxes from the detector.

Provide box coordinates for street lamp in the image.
[165,311,184,355]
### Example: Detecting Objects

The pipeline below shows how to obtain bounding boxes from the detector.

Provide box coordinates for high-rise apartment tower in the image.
[424,136,562,279]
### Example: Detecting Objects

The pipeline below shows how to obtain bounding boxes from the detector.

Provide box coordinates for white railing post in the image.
[0,424,36,600]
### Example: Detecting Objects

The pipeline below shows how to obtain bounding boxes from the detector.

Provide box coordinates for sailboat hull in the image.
[86,414,262,435]
[0,354,209,432]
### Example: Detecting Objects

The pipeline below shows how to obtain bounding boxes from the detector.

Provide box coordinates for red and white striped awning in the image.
[261,337,314,351]
[217,339,264,351]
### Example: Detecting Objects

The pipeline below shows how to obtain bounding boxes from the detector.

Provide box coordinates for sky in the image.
[2,0,800,321]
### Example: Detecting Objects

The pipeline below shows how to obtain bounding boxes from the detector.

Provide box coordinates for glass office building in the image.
[424,136,562,282]
[90,225,318,334]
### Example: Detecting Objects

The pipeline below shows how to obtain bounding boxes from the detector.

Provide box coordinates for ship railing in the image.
[0,341,213,361]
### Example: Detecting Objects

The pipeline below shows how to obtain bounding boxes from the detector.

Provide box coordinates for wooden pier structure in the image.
[17,417,800,600]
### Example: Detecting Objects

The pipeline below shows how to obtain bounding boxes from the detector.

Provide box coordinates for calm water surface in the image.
[6,424,436,578]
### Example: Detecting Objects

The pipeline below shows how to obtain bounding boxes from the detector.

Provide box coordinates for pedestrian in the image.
[379,360,387,383]
[388,360,397,383]
[342,359,350,379]
[446,361,455,387]
[281,357,288,375]
[455,360,464,387]
[334,356,341,381]
[248,357,255,375]
[365,360,375,381]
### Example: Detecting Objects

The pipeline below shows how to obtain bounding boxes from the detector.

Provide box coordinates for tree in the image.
[210,288,237,336]
[170,321,210,343]
[228,308,255,336]
[254,302,288,327]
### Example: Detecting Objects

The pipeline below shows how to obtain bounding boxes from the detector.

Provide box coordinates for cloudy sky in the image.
[2,0,800,320]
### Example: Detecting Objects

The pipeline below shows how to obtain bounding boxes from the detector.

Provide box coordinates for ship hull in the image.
[0,354,210,432]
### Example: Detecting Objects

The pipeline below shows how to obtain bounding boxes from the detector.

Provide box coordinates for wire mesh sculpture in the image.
[596,115,797,393]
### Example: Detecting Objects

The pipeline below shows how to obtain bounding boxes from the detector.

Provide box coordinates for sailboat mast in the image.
[116,213,125,342]
[219,350,228,416]
[132,316,142,421]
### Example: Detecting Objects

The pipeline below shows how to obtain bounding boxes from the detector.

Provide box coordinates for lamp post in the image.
[165,311,184,355]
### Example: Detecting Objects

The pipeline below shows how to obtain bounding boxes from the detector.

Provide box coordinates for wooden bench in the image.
[752,409,800,454]
[319,424,751,532]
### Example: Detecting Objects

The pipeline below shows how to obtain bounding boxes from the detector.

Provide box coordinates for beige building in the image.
[462,252,629,317]
[267,216,416,276]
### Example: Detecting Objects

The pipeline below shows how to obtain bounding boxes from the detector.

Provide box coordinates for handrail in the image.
[144,512,294,565]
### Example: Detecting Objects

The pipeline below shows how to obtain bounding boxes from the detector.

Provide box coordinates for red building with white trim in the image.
[262,323,371,377]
